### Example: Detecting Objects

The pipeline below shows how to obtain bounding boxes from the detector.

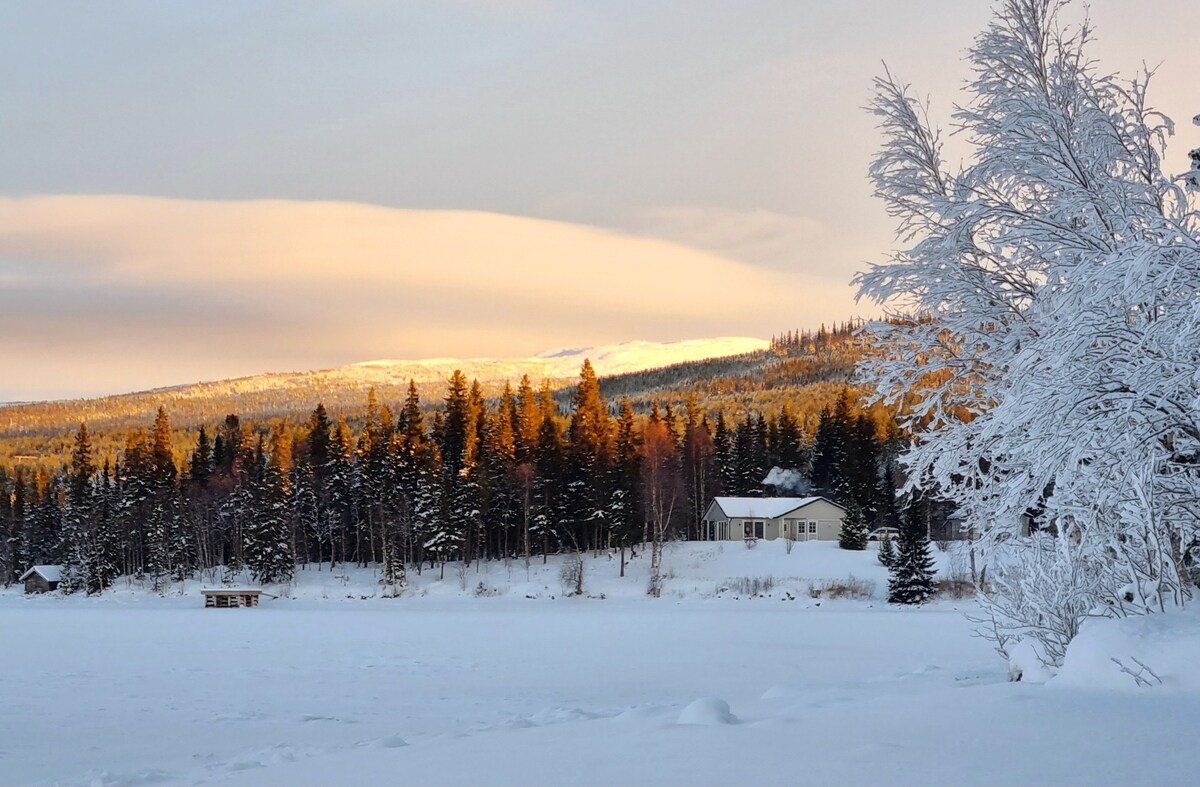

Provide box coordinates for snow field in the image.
[3,541,1199,786]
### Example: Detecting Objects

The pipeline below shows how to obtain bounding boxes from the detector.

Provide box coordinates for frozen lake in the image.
[4,590,1199,787]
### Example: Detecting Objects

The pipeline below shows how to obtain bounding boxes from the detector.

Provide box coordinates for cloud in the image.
[628,206,880,278]
[0,195,861,400]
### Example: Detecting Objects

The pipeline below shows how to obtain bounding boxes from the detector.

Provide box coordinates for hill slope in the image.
[0,337,768,439]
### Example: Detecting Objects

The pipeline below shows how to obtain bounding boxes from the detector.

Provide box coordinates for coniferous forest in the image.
[0,328,911,593]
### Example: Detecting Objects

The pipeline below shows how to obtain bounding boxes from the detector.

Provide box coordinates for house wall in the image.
[704,499,846,542]
[24,575,50,594]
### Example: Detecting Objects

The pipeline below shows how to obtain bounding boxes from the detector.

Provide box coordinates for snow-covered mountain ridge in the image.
[350,337,769,382]
[130,336,768,401]
[0,337,770,436]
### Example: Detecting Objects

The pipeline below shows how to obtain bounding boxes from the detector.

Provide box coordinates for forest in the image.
[0,325,910,594]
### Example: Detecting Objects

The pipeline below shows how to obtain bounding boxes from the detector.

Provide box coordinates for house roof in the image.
[19,565,63,583]
[709,496,841,519]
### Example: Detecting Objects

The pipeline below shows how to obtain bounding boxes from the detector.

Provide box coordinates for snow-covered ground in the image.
[3,542,1199,786]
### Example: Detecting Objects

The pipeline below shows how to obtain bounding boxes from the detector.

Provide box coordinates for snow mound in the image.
[676,697,738,725]
[372,734,409,749]
[1056,609,1200,691]
[1007,640,1052,684]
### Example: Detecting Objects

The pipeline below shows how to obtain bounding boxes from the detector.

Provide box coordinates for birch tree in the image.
[855,0,1200,664]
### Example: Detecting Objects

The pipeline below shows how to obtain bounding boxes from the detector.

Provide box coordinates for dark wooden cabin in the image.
[20,565,63,594]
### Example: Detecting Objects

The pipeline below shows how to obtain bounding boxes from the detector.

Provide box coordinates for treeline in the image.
[0,361,905,594]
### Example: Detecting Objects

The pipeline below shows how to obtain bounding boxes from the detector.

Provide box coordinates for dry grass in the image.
[808,575,875,600]
[936,575,976,599]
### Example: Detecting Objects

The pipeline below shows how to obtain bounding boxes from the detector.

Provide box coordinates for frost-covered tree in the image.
[855,0,1200,660]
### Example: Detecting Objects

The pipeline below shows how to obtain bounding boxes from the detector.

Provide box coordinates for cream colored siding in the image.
[701,497,846,542]
[817,519,841,540]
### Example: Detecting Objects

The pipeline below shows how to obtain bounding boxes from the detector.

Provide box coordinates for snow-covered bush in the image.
[856,0,1200,664]
[559,552,585,597]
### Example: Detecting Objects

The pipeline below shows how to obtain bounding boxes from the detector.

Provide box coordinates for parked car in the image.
[867,527,899,541]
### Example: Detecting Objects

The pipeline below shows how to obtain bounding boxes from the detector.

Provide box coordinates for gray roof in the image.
[19,565,63,583]
[709,496,840,519]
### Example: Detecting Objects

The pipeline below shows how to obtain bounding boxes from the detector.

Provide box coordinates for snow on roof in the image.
[711,497,831,519]
[19,565,63,583]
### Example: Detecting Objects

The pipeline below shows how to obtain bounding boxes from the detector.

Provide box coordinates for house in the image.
[702,497,847,542]
[20,565,63,594]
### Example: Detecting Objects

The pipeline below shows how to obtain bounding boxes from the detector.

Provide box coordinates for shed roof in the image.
[19,565,63,583]
[709,496,842,519]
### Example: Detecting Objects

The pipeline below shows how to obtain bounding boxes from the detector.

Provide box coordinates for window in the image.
[808,522,818,535]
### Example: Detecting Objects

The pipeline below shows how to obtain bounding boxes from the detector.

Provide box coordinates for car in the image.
[867,527,900,541]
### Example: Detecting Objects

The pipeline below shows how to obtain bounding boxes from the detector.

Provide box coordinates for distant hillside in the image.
[588,324,865,433]
[0,337,769,442]
[0,329,878,472]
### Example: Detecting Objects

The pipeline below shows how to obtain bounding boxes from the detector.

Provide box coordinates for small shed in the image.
[20,565,63,594]
[202,588,262,608]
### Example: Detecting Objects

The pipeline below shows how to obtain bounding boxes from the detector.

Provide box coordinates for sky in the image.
[1,1,1197,400]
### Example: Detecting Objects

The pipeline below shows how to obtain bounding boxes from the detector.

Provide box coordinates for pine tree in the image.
[326,420,356,570]
[565,360,611,552]
[774,404,804,470]
[86,461,121,593]
[713,410,734,496]
[60,423,96,593]
[28,472,63,566]
[0,467,13,586]
[887,498,936,604]
[877,533,897,568]
[244,431,295,585]
[681,399,715,541]
[190,426,214,489]
[531,412,564,559]
[609,399,642,575]
[150,407,177,491]
[837,500,869,551]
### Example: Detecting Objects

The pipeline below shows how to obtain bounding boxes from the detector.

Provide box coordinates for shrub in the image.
[808,576,876,600]
[936,575,976,599]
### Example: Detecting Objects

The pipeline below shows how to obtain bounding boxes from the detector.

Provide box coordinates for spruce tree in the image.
[0,468,12,586]
[531,412,564,559]
[190,426,214,489]
[609,400,642,574]
[713,410,734,496]
[877,533,897,568]
[87,461,121,593]
[244,432,295,585]
[837,500,869,551]
[60,423,96,593]
[565,360,611,552]
[887,498,936,604]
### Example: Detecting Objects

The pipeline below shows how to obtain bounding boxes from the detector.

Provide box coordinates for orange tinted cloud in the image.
[0,195,861,400]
